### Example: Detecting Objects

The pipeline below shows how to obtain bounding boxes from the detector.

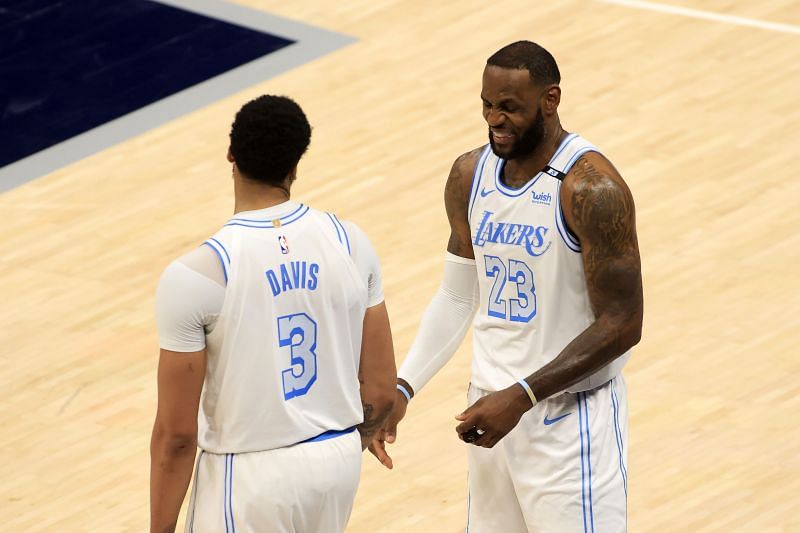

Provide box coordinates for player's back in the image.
[200,203,368,453]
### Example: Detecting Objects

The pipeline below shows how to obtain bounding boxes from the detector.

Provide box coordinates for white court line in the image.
[598,0,800,35]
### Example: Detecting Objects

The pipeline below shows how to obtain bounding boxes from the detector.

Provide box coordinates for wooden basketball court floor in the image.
[1,0,798,530]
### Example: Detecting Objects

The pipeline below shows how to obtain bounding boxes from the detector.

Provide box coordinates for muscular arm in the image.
[525,151,643,399]
[150,349,206,533]
[358,302,397,449]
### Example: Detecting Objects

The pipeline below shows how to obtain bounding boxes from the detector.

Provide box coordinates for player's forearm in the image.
[525,312,642,401]
[398,254,478,394]
[150,431,197,533]
[358,382,395,448]
[398,301,474,394]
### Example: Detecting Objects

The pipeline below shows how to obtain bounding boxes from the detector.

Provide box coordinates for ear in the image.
[287,165,298,183]
[226,148,235,163]
[541,85,561,115]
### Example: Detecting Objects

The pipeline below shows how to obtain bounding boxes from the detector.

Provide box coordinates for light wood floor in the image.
[1,0,798,531]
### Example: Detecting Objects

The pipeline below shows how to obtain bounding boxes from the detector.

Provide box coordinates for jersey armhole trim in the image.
[553,146,600,252]
[326,213,351,255]
[555,183,582,253]
[562,147,598,175]
[331,214,351,255]
[202,239,230,283]
[468,146,492,220]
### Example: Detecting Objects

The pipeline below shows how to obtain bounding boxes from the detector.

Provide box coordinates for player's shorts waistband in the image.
[299,425,357,444]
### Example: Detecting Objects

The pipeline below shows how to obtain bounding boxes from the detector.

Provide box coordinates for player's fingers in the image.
[476,434,496,448]
[457,397,485,420]
[474,426,507,448]
[455,417,479,434]
[368,440,393,469]
[385,419,398,443]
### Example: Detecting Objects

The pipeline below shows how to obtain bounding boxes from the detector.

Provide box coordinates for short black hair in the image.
[487,41,561,86]
[229,95,311,185]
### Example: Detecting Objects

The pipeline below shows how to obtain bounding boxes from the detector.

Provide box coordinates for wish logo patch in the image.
[531,190,552,206]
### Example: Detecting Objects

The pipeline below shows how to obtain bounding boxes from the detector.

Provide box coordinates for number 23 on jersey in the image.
[484,255,537,322]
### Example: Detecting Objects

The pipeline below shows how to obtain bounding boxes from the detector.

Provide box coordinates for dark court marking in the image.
[0,0,355,192]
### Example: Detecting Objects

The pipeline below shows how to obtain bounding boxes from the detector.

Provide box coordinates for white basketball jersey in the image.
[199,205,368,453]
[467,134,630,393]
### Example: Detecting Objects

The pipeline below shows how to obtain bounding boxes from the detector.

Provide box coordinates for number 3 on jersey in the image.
[277,313,318,400]
[484,255,536,322]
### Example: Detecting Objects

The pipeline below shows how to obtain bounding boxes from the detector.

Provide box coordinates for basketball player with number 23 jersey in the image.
[369,41,643,532]
[149,95,396,533]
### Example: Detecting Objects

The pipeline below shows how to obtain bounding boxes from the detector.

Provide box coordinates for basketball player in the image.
[149,95,397,533]
[371,41,643,532]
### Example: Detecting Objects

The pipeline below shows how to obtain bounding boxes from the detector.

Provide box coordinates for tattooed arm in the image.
[525,151,643,399]
[445,149,483,259]
[358,302,397,452]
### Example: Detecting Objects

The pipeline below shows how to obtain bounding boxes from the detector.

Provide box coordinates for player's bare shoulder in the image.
[444,147,484,258]
[445,148,484,204]
[560,151,637,252]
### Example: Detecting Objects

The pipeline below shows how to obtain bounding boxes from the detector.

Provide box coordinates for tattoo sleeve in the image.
[526,153,643,399]
[570,156,642,321]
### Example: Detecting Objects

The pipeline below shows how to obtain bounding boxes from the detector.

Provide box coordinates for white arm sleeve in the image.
[342,221,384,307]
[398,252,478,395]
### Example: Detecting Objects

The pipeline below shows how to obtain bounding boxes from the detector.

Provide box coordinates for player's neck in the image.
[233,173,292,214]
[504,122,567,181]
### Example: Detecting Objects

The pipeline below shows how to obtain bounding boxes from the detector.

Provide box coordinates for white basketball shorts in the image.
[466,376,629,533]
[185,429,362,532]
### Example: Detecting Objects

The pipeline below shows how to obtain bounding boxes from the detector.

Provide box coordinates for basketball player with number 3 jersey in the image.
[370,42,643,532]
[149,95,396,533]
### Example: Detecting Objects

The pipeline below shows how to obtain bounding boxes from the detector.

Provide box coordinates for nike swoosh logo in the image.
[480,187,495,197]
[543,412,572,426]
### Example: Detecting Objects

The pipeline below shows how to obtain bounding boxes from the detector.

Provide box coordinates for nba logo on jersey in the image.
[278,235,289,254]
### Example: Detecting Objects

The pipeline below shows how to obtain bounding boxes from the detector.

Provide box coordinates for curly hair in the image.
[487,41,561,86]
[229,95,311,186]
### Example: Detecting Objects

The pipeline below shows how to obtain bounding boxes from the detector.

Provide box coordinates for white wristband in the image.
[396,383,412,403]
[516,379,538,406]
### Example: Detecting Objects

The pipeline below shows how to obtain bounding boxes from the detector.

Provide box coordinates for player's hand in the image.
[455,386,532,448]
[367,434,392,469]
[384,388,408,445]
[366,389,409,469]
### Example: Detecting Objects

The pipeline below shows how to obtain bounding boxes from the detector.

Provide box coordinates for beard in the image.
[489,107,545,160]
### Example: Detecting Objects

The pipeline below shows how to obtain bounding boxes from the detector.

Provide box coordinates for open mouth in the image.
[491,131,514,145]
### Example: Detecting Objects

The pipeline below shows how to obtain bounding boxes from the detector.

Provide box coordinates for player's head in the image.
[228,95,311,187]
[482,41,561,159]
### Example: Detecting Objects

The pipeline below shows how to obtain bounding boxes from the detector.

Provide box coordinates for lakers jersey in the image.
[198,205,368,453]
[467,134,630,393]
